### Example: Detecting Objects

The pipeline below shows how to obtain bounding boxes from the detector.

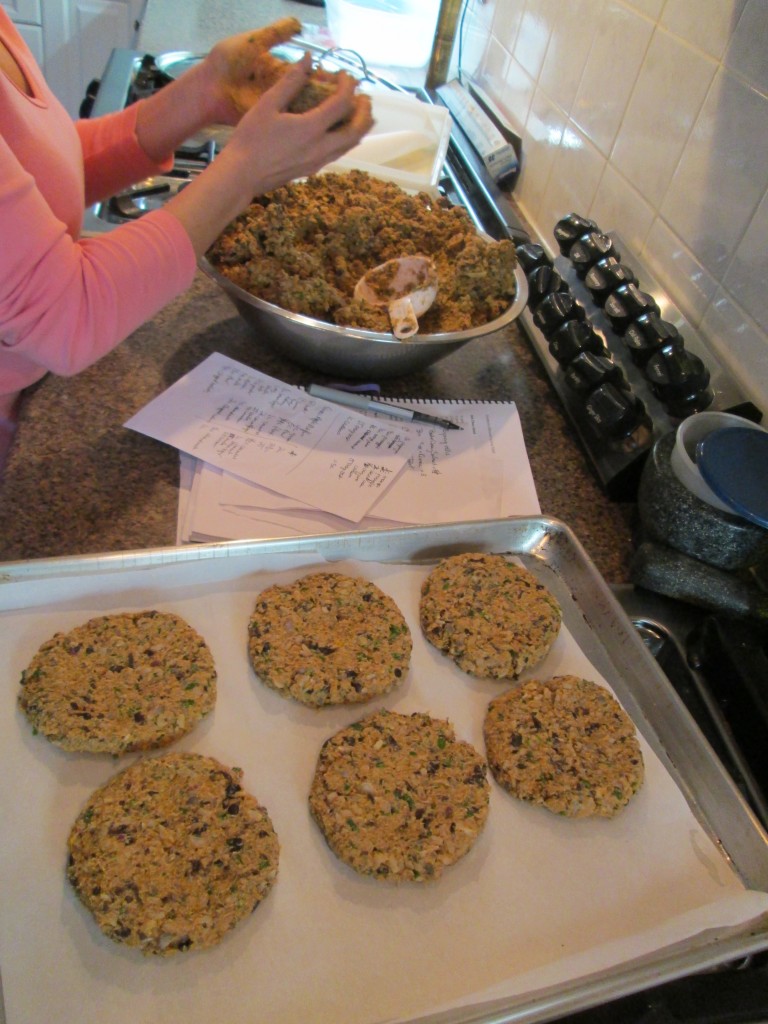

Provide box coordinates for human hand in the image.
[200,18,344,125]
[163,56,374,256]
[222,56,374,195]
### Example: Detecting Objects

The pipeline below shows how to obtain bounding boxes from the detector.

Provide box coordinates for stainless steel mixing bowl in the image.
[200,257,529,378]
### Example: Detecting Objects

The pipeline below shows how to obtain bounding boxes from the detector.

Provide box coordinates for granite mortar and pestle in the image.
[631,429,768,620]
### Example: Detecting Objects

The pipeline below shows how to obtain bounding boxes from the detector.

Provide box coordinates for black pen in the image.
[307,384,463,430]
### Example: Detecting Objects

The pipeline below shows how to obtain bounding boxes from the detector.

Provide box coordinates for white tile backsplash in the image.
[465,0,768,414]
[590,163,655,257]
[610,28,716,209]
[622,0,665,18]
[490,0,524,54]
[538,0,602,116]
[723,189,768,333]
[539,125,606,237]
[513,0,556,81]
[661,68,768,279]
[474,34,509,100]
[454,0,497,82]
[517,88,566,222]
[571,2,654,156]
[701,291,768,413]
[660,0,747,62]
[642,218,719,327]
[724,0,768,97]
[499,54,536,132]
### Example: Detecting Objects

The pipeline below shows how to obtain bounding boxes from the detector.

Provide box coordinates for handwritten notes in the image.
[126,352,541,542]
[177,400,540,543]
[125,354,419,521]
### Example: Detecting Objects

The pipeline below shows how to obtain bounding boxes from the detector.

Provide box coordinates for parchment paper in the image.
[1,555,766,1024]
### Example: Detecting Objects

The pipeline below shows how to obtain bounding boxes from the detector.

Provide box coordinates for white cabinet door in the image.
[2,0,44,78]
[1,0,42,24]
[10,18,43,63]
[43,0,144,116]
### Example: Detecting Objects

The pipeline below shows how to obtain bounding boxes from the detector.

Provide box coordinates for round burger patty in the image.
[248,572,412,707]
[483,675,645,818]
[419,552,562,680]
[67,752,279,955]
[309,709,490,882]
[18,610,217,754]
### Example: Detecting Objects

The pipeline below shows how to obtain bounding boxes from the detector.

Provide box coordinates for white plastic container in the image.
[324,90,451,193]
[324,0,441,69]
[670,411,767,512]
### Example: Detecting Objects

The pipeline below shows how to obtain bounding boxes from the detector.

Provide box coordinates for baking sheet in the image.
[1,520,767,1024]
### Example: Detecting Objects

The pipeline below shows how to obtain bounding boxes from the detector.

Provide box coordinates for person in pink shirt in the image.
[0,12,372,474]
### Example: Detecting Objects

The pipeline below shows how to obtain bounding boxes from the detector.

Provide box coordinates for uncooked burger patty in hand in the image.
[222,17,345,115]
[18,610,217,754]
[67,752,279,955]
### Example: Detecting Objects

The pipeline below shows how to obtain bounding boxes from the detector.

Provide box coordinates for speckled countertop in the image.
[0,270,636,579]
[0,0,636,576]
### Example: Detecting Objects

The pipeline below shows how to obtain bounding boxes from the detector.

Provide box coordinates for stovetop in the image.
[81,47,768,1024]
[612,586,768,832]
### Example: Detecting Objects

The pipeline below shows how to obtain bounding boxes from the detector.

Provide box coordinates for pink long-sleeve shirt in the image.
[0,10,197,405]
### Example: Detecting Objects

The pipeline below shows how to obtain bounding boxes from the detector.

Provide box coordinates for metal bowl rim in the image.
[199,256,529,347]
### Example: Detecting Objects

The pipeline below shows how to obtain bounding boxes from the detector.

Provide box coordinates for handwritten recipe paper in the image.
[177,402,540,542]
[125,354,420,522]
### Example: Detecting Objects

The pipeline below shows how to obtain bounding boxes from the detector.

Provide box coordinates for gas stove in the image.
[81,46,768,1024]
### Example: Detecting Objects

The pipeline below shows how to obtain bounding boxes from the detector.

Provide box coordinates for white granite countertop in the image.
[138,0,329,55]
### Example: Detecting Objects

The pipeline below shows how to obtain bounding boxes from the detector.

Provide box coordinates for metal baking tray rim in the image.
[422,914,768,1024]
[1,515,767,1024]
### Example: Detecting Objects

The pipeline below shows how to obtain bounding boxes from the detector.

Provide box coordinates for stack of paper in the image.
[124,353,541,544]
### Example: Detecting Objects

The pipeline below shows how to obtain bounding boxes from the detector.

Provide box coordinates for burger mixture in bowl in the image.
[206,170,519,335]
